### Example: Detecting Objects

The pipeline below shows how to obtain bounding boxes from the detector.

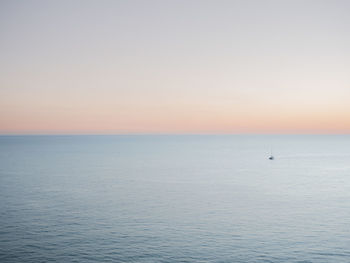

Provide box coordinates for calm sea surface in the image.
[1,135,350,262]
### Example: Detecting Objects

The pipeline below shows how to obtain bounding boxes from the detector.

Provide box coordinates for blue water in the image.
[1,135,350,262]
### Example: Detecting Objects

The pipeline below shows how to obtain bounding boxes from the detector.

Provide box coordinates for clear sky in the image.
[1,0,350,134]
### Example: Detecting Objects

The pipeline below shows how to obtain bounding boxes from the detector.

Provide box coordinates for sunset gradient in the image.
[1,0,350,134]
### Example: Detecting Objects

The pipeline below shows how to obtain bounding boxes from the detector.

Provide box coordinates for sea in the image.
[1,135,350,262]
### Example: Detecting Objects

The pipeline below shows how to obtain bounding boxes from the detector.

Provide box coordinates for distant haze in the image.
[1,0,350,134]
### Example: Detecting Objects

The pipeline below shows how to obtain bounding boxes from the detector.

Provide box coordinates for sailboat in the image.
[268,148,274,160]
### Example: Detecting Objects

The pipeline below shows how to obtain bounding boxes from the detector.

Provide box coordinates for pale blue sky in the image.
[1,0,350,133]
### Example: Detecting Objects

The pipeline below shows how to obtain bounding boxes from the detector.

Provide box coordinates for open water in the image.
[1,135,350,262]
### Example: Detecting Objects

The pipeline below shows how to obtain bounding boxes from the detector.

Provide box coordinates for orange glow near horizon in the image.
[1,104,350,134]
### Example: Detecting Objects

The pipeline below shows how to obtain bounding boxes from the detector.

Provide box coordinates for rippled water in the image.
[1,135,350,262]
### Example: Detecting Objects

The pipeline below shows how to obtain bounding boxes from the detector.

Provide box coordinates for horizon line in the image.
[1,133,349,136]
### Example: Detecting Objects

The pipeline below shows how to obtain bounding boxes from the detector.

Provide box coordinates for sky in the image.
[1,0,350,134]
